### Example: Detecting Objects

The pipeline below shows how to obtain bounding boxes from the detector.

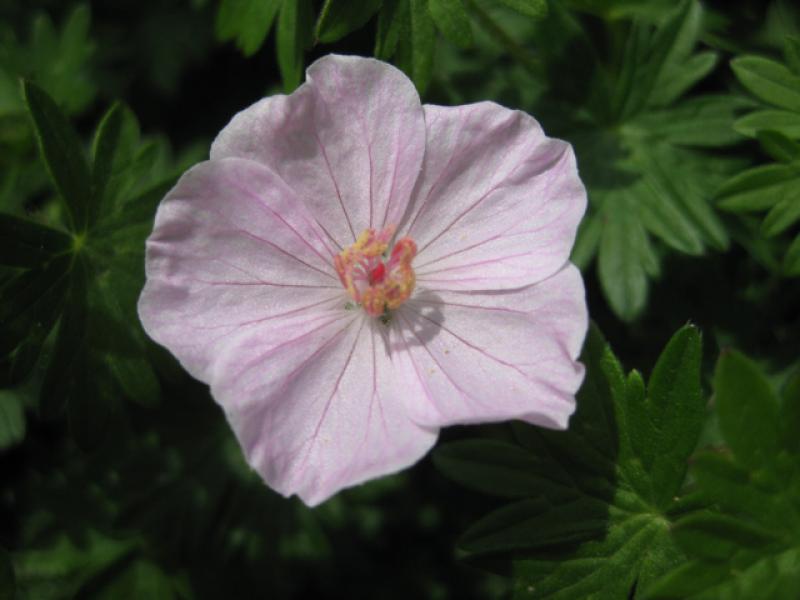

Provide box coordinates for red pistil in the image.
[369,262,386,285]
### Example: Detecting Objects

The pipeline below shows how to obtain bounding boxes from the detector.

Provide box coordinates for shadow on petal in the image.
[392,288,445,351]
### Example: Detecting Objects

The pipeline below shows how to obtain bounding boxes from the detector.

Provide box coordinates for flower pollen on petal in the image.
[334,225,417,318]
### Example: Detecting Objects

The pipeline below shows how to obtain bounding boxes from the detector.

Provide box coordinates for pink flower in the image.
[138,55,588,506]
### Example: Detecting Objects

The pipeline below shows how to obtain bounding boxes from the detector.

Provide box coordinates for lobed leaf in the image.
[714,350,781,470]
[428,0,473,48]
[0,256,70,357]
[315,0,383,44]
[755,131,800,163]
[761,191,800,237]
[22,80,91,232]
[597,195,654,321]
[437,326,706,599]
[716,163,800,213]
[732,55,800,113]
[374,0,407,60]
[0,214,72,268]
[734,109,800,139]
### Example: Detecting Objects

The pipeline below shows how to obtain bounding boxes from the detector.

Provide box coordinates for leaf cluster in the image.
[0,82,181,448]
[646,353,800,599]
[215,0,548,93]
[435,324,706,598]
[716,38,800,276]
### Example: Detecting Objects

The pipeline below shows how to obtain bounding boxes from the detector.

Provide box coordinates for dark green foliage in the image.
[2,1,800,598]
[315,0,384,44]
[721,43,800,276]
[276,0,314,92]
[1,84,183,446]
[548,0,744,320]
[216,0,282,56]
[435,325,706,598]
[646,354,800,599]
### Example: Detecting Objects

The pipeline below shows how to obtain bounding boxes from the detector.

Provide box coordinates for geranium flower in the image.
[138,55,588,506]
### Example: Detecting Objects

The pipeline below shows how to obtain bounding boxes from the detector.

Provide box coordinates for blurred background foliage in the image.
[1,0,799,598]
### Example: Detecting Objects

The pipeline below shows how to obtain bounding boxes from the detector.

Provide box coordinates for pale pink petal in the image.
[401,103,586,291]
[214,317,438,506]
[138,157,345,381]
[210,54,426,250]
[393,264,587,429]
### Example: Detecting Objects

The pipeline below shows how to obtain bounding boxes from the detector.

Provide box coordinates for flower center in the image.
[334,225,417,317]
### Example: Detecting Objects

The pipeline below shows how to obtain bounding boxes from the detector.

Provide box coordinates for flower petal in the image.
[210,54,427,250]
[394,264,587,429]
[402,102,586,291]
[214,317,438,506]
[138,157,344,382]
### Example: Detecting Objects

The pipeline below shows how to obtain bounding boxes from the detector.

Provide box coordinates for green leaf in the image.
[734,109,800,139]
[732,55,800,112]
[0,256,70,357]
[428,0,473,48]
[562,0,738,320]
[629,326,703,507]
[315,0,383,44]
[90,102,135,225]
[637,173,705,255]
[570,213,602,270]
[671,513,775,562]
[461,496,610,555]
[433,440,558,499]
[0,334,46,387]
[396,0,436,94]
[645,146,732,251]
[630,95,748,148]
[756,131,800,162]
[648,354,800,599]
[276,0,314,92]
[39,258,88,420]
[714,350,781,469]
[0,390,25,450]
[0,546,14,600]
[779,364,800,454]
[0,214,72,268]
[786,36,800,75]
[761,192,800,237]
[0,5,96,116]
[690,452,779,528]
[647,548,800,600]
[494,0,548,19]
[613,0,697,120]
[216,0,282,56]
[374,0,408,60]
[22,80,91,232]
[673,513,774,561]
[652,51,718,108]
[785,234,800,276]
[716,163,800,212]
[597,195,653,321]
[438,326,706,598]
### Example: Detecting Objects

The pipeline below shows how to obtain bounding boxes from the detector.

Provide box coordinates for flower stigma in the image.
[334,225,417,319]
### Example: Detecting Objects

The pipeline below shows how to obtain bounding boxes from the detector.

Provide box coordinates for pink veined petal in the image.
[210,54,427,250]
[138,157,345,382]
[214,316,438,506]
[400,102,587,291]
[393,264,587,429]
